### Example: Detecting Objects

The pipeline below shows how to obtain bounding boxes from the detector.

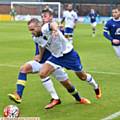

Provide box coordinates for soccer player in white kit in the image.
[41,8,101,100]
[28,18,91,105]
[61,4,78,43]
[28,18,102,106]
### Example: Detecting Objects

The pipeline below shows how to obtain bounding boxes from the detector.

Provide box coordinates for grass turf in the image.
[0,21,120,120]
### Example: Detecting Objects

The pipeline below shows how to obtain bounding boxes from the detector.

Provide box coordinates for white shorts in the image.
[112,45,120,58]
[26,60,68,81]
[27,60,43,73]
[91,22,97,27]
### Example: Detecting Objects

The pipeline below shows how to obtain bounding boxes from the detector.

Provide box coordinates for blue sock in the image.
[67,86,81,101]
[16,72,27,98]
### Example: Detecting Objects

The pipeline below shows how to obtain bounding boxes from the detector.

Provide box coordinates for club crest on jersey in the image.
[115,28,120,35]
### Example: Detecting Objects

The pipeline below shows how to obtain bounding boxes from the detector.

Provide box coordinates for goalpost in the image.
[10,1,61,21]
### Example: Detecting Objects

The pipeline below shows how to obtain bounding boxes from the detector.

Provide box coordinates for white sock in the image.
[86,74,98,89]
[69,37,73,44]
[41,77,59,99]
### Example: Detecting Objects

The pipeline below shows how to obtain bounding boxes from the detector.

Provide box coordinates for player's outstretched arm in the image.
[39,46,45,61]
[103,31,113,41]
[61,17,65,24]
[34,43,40,62]
[50,22,59,37]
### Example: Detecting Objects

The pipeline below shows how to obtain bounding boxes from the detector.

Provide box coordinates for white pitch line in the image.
[0,64,18,68]
[101,111,120,120]
[88,70,120,75]
[0,63,120,75]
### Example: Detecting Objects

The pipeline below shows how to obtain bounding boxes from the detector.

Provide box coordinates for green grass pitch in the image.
[0,21,120,120]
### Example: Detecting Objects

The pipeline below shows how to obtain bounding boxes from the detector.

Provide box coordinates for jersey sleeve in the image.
[35,43,39,55]
[74,12,78,21]
[103,21,113,41]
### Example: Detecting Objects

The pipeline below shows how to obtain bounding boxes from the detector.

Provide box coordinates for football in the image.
[3,105,20,118]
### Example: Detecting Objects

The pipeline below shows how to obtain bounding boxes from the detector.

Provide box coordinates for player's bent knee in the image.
[39,71,48,79]
[20,64,32,73]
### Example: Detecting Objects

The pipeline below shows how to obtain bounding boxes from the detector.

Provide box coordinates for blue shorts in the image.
[64,27,73,36]
[47,49,83,72]
[39,49,51,63]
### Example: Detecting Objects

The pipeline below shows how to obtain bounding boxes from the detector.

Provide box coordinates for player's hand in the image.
[34,55,40,62]
[112,39,120,45]
[59,24,64,30]
[59,24,64,27]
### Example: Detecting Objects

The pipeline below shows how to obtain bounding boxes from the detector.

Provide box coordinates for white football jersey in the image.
[32,35,47,48]
[63,10,78,28]
[41,23,73,58]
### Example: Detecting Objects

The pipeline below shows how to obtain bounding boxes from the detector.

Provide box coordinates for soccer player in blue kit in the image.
[103,7,120,58]
[88,9,98,37]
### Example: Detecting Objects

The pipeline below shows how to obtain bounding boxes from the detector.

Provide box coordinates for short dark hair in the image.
[42,8,54,15]
[28,18,40,25]
[112,7,119,11]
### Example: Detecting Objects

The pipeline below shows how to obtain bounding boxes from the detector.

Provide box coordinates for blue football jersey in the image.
[103,18,120,46]
[89,12,97,23]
